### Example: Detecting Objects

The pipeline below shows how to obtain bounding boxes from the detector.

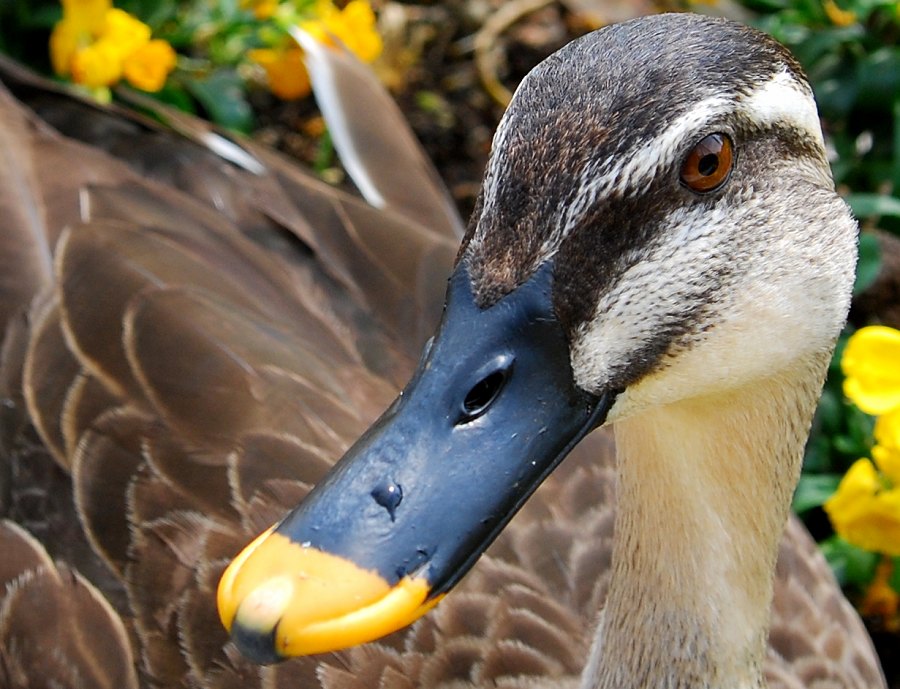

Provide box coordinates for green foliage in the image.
[854,230,882,293]
[751,0,900,229]
[0,0,318,132]
[184,67,254,131]
[803,332,876,500]
[112,0,310,132]
[793,472,842,513]
[0,0,61,70]
[822,535,881,588]
[849,193,900,219]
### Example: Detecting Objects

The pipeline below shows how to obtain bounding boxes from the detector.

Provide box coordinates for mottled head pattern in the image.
[458,13,851,396]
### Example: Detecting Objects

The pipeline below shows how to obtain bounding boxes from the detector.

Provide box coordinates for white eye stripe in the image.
[546,69,821,255]
[471,66,822,266]
[738,67,824,147]
[580,96,731,195]
[539,95,732,257]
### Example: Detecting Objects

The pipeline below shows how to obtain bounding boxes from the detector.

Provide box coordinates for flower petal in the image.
[123,39,177,92]
[825,458,900,556]
[71,40,124,87]
[50,19,85,76]
[61,0,111,35]
[876,407,900,452]
[300,0,382,64]
[249,47,311,100]
[100,8,152,59]
[842,325,900,415]
[873,446,900,489]
[245,0,279,20]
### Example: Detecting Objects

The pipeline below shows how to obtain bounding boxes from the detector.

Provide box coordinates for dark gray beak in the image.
[218,260,615,662]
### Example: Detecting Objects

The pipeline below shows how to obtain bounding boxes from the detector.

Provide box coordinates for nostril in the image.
[371,481,403,521]
[459,369,508,423]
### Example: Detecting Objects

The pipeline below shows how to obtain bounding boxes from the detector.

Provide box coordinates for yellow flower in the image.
[50,0,111,76]
[875,407,900,458]
[248,47,311,100]
[123,39,177,92]
[101,7,152,59]
[246,0,381,100]
[50,19,85,76]
[823,0,857,26]
[71,38,124,87]
[302,0,382,64]
[872,417,900,495]
[60,0,110,33]
[244,0,279,20]
[51,1,176,92]
[825,457,900,556]
[842,325,900,415]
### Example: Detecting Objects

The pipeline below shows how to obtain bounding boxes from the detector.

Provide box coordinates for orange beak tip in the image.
[217,528,439,660]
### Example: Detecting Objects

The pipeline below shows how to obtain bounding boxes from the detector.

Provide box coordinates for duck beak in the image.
[217,260,615,663]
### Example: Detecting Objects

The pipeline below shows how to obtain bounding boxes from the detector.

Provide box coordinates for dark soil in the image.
[250,0,596,224]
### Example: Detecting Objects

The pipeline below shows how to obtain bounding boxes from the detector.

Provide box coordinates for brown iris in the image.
[680,133,734,193]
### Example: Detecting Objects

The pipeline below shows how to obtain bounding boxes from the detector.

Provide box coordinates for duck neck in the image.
[581,362,826,689]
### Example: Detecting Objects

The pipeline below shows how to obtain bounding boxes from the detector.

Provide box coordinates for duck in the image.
[0,11,888,689]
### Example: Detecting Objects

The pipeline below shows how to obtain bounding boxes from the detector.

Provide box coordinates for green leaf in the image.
[830,332,851,376]
[185,69,253,133]
[854,231,882,295]
[833,431,866,457]
[803,432,833,473]
[742,0,791,11]
[890,556,900,592]
[314,129,335,174]
[821,536,880,587]
[893,99,900,192]
[116,0,175,29]
[16,3,61,29]
[793,473,842,513]
[846,193,900,218]
[150,83,196,114]
[855,47,900,110]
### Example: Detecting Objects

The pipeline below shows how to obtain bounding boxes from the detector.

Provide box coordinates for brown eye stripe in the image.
[680,133,734,193]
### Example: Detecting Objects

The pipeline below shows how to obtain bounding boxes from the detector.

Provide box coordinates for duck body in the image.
[0,12,888,689]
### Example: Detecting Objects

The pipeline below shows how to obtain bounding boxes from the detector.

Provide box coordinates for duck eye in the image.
[460,370,508,423]
[680,133,734,193]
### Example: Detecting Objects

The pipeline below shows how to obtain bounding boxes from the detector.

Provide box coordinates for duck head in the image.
[218,12,856,662]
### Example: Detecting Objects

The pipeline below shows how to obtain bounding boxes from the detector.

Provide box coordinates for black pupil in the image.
[463,370,505,417]
[698,153,719,177]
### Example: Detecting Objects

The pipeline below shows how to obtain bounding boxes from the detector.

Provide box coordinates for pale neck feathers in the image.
[580,357,828,689]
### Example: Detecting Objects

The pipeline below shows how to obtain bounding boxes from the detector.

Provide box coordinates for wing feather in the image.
[291,28,465,242]
[0,521,139,689]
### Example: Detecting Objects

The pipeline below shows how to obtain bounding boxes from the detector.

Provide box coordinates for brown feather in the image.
[72,408,148,575]
[0,88,52,335]
[0,521,53,589]
[22,295,80,467]
[0,522,138,689]
[291,30,465,242]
